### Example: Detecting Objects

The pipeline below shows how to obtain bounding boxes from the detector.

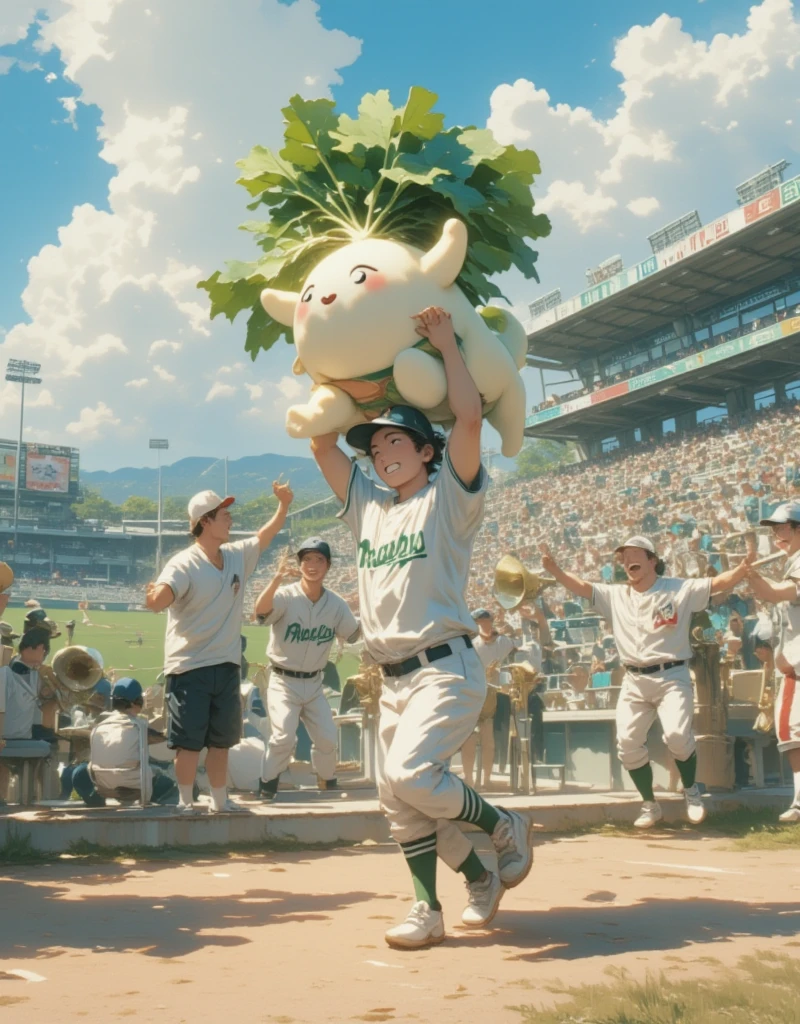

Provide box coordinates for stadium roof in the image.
[525,175,800,370]
[525,316,800,441]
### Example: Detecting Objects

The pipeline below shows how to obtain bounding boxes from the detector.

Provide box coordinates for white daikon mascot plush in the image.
[260,219,527,456]
[201,87,551,459]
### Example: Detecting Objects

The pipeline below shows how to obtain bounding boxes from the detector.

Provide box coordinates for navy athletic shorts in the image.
[165,662,242,751]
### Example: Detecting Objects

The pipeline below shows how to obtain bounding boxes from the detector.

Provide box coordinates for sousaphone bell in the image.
[39,645,104,711]
[493,554,556,611]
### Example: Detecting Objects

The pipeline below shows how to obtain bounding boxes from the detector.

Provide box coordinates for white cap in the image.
[760,501,800,526]
[615,535,657,555]
[187,490,234,528]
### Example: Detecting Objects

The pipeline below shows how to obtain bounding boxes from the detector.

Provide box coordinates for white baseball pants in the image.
[377,645,486,853]
[262,674,338,782]
[616,667,695,771]
[776,668,800,753]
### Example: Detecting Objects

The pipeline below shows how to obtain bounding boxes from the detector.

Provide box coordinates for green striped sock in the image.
[399,834,440,911]
[457,848,487,884]
[454,781,501,835]
[675,752,697,790]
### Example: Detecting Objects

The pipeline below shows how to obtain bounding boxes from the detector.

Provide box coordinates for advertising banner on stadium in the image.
[526,172,800,333]
[25,450,71,492]
[0,441,79,499]
[525,319,799,428]
[0,446,16,489]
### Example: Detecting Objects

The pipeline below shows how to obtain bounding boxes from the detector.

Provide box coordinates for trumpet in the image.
[493,555,556,611]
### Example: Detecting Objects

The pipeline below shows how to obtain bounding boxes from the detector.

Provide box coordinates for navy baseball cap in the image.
[760,501,800,526]
[112,677,144,702]
[296,537,332,562]
[345,406,437,454]
[472,608,493,620]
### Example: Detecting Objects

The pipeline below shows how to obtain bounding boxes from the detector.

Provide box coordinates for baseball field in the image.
[2,607,362,690]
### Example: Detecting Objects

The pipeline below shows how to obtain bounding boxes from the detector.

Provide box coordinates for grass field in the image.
[2,607,361,691]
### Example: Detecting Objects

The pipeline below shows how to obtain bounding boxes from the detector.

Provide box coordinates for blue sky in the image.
[0,0,757,331]
[0,0,796,469]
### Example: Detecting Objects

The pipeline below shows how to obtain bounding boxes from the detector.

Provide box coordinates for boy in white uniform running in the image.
[254,537,360,800]
[311,305,533,951]
[541,535,751,829]
[746,502,800,822]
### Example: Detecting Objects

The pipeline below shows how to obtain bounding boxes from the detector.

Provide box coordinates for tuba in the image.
[39,645,104,711]
[493,555,556,611]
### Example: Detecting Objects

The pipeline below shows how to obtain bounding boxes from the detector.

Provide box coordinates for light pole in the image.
[149,438,169,575]
[5,359,42,570]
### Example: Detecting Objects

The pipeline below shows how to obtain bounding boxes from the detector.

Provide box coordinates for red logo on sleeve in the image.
[653,601,678,630]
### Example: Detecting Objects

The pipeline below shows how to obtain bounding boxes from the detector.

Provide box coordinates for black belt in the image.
[381,636,473,679]
[270,664,320,680]
[625,660,685,675]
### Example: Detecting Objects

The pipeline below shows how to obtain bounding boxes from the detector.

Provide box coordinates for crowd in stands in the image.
[530,301,800,413]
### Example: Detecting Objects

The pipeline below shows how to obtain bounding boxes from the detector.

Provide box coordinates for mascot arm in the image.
[393,348,448,410]
[286,384,364,440]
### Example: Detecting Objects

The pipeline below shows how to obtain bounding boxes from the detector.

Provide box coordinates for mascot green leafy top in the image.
[199,87,550,457]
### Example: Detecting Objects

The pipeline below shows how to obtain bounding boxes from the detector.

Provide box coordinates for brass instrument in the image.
[0,562,13,593]
[493,555,556,611]
[507,661,541,795]
[349,658,383,718]
[39,645,104,711]
[753,667,776,734]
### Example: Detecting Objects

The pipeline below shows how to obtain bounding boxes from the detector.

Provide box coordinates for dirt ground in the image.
[1,830,799,1024]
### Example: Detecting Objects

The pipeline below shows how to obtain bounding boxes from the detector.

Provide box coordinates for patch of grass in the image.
[510,951,800,1023]
[0,829,52,866]
[547,806,797,844]
[0,832,355,868]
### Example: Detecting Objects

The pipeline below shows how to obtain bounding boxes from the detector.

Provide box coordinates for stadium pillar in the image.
[725,387,754,420]
[149,438,169,575]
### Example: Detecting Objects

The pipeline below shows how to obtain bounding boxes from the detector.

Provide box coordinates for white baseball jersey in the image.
[262,582,360,674]
[338,452,487,663]
[157,537,261,675]
[774,550,800,671]
[89,710,152,797]
[473,633,516,676]
[591,577,712,665]
[0,661,43,739]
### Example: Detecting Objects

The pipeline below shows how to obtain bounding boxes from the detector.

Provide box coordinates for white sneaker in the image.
[491,809,533,888]
[634,801,663,829]
[176,802,204,815]
[209,798,242,814]
[684,784,707,824]
[778,804,800,823]
[384,901,445,950]
[461,871,504,929]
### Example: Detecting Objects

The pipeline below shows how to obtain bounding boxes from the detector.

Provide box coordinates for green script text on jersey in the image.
[284,622,336,646]
[358,530,427,571]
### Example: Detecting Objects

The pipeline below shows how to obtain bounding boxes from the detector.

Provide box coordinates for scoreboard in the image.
[0,440,80,501]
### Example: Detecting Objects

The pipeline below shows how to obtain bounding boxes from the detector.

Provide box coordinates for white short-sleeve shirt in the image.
[262,582,360,674]
[591,576,712,666]
[0,662,43,739]
[473,633,516,673]
[338,451,487,663]
[775,550,800,671]
[156,536,261,675]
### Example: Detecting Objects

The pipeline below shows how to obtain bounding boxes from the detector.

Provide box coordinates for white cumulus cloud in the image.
[0,0,360,468]
[66,401,121,440]
[206,381,236,401]
[489,0,800,308]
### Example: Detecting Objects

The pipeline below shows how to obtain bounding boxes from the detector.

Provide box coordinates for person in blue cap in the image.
[311,304,533,951]
[65,678,178,807]
[254,536,360,801]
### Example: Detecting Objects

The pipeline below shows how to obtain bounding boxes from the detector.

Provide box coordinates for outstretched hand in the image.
[411,306,456,353]
[273,477,294,507]
[539,542,556,575]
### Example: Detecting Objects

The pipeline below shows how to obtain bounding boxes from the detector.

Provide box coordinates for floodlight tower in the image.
[4,359,42,569]
[149,438,169,574]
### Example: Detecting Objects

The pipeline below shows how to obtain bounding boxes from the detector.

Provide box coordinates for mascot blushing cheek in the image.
[261,219,528,456]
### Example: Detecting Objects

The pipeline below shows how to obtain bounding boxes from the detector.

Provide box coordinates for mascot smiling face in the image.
[262,218,528,456]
